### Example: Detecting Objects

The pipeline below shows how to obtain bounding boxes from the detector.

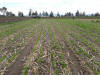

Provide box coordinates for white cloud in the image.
[0,0,100,15]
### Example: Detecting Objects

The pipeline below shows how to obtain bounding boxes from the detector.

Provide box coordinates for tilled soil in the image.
[26,26,54,75]
[1,19,98,75]
[3,30,40,75]
[50,24,94,75]
[0,17,31,23]
[37,30,51,75]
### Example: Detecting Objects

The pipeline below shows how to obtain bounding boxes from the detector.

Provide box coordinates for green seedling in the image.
[59,53,64,59]
[80,47,92,58]
[0,55,6,62]
[59,61,66,69]
[55,70,59,75]
[22,66,29,75]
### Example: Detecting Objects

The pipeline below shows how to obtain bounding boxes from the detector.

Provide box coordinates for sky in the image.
[0,0,100,15]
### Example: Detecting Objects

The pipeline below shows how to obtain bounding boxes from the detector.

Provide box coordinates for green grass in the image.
[0,55,6,62]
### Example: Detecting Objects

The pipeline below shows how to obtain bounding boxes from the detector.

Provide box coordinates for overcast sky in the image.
[0,0,100,15]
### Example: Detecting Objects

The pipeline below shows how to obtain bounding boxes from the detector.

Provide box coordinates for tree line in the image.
[0,7,100,17]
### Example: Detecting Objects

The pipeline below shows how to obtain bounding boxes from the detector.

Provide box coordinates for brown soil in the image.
[27,26,55,75]
[0,17,31,23]
[51,24,94,75]
[3,30,39,75]
[37,31,52,75]
[1,19,98,75]
[70,28,100,46]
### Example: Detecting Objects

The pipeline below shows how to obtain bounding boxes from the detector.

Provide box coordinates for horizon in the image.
[0,0,100,15]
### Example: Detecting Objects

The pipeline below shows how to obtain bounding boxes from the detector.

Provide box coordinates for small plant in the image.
[8,51,19,63]
[55,70,59,75]
[59,61,66,69]
[22,66,29,75]
[59,53,64,59]
[80,47,92,58]
[0,55,6,62]
[94,62,100,67]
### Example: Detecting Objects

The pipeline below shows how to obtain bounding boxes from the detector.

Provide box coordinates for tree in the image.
[35,11,38,17]
[42,11,45,17]
[39,12,42,17]
[76,10,80,16]
[0,7,7,16]
[64,12,73,17]
[50,11,54,17]
[18,12,24,17]
[32,12,35,16]
[6,11,10,16]
[29,9,32,16]
[42,11,49,17]
[79,12,86,16]
[32,11,38,17]
[45,12,49,17]
[6,11,15,16]
[94,12,100,16]
[83,12,85,16]
[57,12,60,17]
[2,7,7,15]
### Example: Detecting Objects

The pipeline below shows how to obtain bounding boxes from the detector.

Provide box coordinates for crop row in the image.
[52,19,100,75]
[0,20,41,74]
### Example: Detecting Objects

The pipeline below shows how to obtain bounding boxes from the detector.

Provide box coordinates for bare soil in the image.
[51,24,94,75]
[3,30,39,75]
[0,17,31,23]
[1,19,99,75]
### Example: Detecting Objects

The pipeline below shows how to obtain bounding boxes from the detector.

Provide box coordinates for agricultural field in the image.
[0,17,31,23]
[0,18,100,75]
